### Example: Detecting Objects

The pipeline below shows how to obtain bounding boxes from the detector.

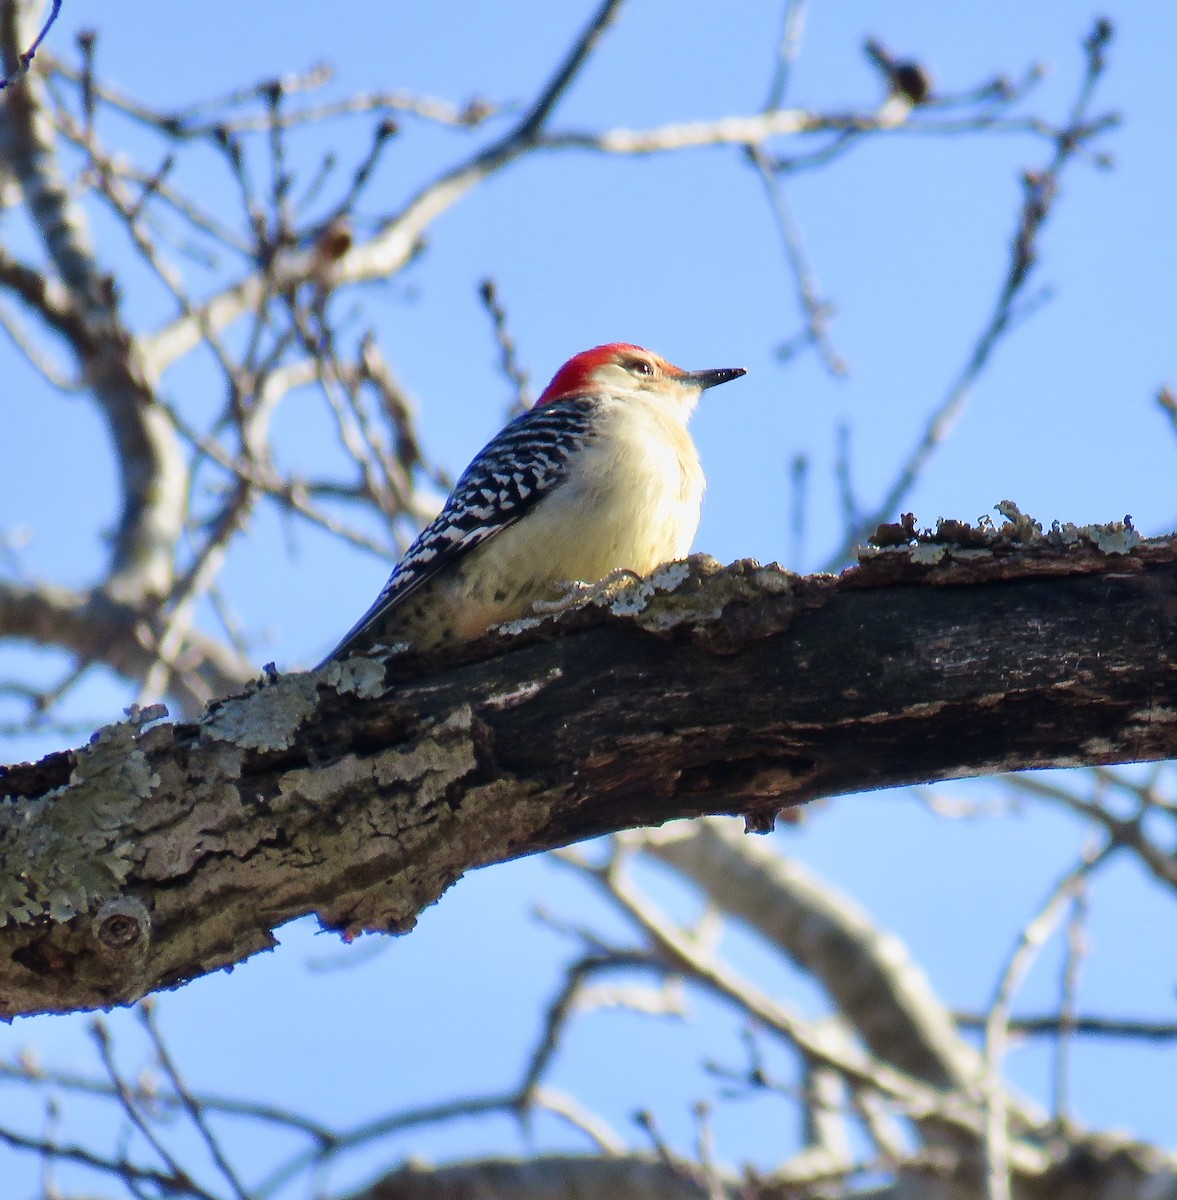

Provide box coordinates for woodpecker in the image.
[322,343,745,662]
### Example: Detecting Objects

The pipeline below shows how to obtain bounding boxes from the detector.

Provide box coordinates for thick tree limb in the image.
[1,523,1175,1019]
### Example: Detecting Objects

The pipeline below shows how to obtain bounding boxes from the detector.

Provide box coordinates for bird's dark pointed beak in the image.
[682,366,747,391]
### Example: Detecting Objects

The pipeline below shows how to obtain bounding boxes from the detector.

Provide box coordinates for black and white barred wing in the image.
[323,397,597,660]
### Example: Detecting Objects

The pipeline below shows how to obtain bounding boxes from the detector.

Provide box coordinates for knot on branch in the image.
[92,896,151,951]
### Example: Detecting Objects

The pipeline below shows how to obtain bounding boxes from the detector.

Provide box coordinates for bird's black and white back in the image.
[322,396,599,662]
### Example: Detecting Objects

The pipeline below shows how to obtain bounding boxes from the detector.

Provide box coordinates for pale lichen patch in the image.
[1080,737,1117,757]
[497,556,793,638]
[865,503,1146,562]
[1128,706,1177,725]
[139,781,252,879]
[204,742,245,782]
[648,559,693,591]
[454,778,551,858]
[322,655,388,699]
[1047,522,1083,547]
[627,556,792,633]
[1046,519,1140,554]
[1086,522,1141,555]
[0,716,158,926]
[278,707,479,817]
[482,670,563,711]
[599,575,657,616]
[374,707,479,803]
[495,614,545,637]
[527,569,656,619]
[910,543,947,565]
[995,499,1043,540]
[203,673,319,751]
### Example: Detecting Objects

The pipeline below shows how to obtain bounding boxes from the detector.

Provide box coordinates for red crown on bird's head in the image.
[536,343,679,407]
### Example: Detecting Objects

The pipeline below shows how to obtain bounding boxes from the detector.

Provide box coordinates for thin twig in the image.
[47,52,501,134]
[1002,772,1177,889]
[1052,857,1091,1123]
[0,1056,333,1141]
[981,844,1110,1200]
[138,1003,250,1200]
[0,0,60,90]
[558,848,1045,1164]
[479,278,532,415]
[254,1092,518,1200]
[953,1013,1177,1042]
[764,0,808,111]
[514,0,626,142]
[531,1087,626,1154]
[0,1122,212,1197]
[88,1018,213,1198]
[787,451,808,571]
[749,143,847,375]
[519,951,668,1098]
[0,299,79,390]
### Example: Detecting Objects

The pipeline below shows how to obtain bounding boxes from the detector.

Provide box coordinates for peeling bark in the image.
[2,531,1176,1018]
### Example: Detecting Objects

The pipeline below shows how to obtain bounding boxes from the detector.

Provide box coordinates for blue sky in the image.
[2,2,1176,1194]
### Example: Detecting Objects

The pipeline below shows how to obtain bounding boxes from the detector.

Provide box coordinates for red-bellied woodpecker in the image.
[322,343,745,662]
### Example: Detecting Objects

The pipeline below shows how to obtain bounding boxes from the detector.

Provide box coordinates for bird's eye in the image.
[629,359,655,377]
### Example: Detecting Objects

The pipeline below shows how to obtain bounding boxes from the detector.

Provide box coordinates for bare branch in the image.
[0,0,57,90]
[749,146,848,377]
[1,0,186,599]
[479,277,533,415]
[953,1013,1177,1043]
[137,1002,250,1200]
[576,849,1038,1165]
[1002,771,1177,891]
[88,1016,199,1194]
[0,244,83,338]
[45,52,504,134]
[514,0,626,143]
[141,1,629,374]
[0,297,79,390]
[764,0,809,110]
[981,845,1110,1200]
[0,578,251,714]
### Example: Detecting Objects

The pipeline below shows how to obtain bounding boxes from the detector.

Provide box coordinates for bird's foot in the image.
[530,568,647,616]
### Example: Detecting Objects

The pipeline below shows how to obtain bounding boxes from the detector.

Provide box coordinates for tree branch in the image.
[0,579,253,715]
[1,523,1175,1018]
[354,1154,740,1200]
[0,0,186,600]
